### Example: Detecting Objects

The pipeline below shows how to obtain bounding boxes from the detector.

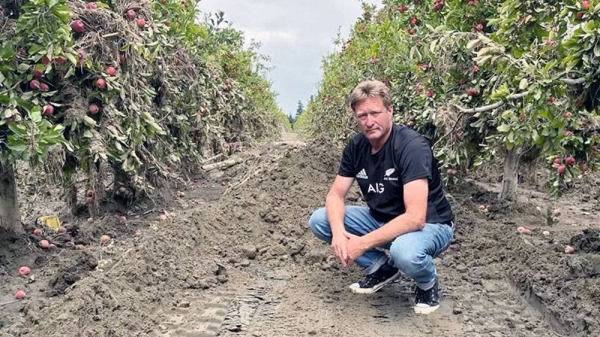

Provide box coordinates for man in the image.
[308,80,455,315]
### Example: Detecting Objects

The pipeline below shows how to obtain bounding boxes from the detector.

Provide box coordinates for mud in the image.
[570,229,600,253]
[1,134,600,336]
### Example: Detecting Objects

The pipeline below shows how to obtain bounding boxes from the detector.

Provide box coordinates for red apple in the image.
[565,156,575,167]
[563,111,571,118]
[467,87,478,96]
[553,157,561,165]
[407,28,415,35]
[32,69,43,78]
[33,228,42,236]
[15,290,26,300]
[54,56,67,64]
[86,2,97,9]
[40,83,49,92]
[127,9,136,20]
[89,104,99,114]
[87,189,94,196]
[43,105,54,116]
[581,1,590,10]
[71,20,85,33]
[96,78,106,88]
[30,79,40,90]
[557,165,566,173]
[18,266,30,277]
[137,18,146,28]
[41,56,51,65]
[579,163,588,172]
[475,23,484,32]
[106,66,116,76]
[426,89,433,97]
[398,5,408,12]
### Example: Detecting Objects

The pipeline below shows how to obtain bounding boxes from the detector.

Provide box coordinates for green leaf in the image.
[8,123,26,136]
[30,108,42,123]
[4,109,18,118]
[0,94,9,104]
[466,39,480,50]
[430,39,438,53]
[66,53,77,66]
[83,116,97,127]
[497,124,511,132]
[583,21,595,33]
[519,78,529,90]
[6,139,28,152]
[17,64,30,73]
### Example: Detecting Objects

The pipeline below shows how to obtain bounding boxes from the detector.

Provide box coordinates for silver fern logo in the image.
[384,168,398,181]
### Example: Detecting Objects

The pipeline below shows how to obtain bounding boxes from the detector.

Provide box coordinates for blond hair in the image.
[349,80,392,111]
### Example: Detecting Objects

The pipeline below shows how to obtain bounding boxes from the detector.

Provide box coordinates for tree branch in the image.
[434,112,466,147]
[451,92,529,114]
[561,68,600,85]
[574,126,600,135]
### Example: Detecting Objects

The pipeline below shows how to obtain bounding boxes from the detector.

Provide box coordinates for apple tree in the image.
[303,0,600,202]
[0,0,286,232]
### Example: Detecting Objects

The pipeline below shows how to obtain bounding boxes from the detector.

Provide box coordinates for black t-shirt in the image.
[338,124,454,224]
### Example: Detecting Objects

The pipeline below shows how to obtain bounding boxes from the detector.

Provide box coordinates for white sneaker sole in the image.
[349,270,401,294]
[414,304,440,315]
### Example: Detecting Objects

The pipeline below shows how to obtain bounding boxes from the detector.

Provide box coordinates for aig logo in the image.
[368,183,384,194]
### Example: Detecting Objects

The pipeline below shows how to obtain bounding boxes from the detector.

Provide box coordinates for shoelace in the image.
[415,287,432,302]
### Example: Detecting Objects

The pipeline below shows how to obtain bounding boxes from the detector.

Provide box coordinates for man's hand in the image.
[331,234,350,266]
[344,232,368,264]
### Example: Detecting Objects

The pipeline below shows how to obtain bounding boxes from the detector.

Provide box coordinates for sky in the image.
[197,0,383,117]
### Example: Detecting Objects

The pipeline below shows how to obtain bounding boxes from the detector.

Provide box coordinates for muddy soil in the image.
[1,133,599,337]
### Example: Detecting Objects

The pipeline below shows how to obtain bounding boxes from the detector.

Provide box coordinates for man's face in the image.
[354,97,393,142]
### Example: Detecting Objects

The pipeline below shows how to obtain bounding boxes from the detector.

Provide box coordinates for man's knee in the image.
[308,207,331,241]
[389,242,428,275]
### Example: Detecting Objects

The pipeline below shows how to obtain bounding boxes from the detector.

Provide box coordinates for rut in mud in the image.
[1,135,600,337]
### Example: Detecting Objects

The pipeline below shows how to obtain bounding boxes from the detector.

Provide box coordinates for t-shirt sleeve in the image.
[398,137,432,184]
[338,139,356,177]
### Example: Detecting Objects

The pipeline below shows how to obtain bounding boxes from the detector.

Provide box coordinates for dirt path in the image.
[1,133,599,337]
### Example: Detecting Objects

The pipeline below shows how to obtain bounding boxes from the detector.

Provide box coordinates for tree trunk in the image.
[0,162,23,234]
[499,147,521,202]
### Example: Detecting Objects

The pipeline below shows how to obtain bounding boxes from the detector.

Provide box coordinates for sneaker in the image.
[414,277,440,314]
[349,264,400,294]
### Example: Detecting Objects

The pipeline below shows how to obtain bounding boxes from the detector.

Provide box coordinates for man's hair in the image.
[349,80,392,111]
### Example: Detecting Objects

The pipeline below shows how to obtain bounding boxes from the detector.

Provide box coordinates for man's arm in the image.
[325,175,355,237]
[325,175,355,266]
[360,178,428,249]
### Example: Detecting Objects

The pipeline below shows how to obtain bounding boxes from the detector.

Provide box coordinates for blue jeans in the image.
[308,206,454,290]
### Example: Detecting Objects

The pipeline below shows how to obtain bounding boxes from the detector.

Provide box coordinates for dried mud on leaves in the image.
[1,137,600,336]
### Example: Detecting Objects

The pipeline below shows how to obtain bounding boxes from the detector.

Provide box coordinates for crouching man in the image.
[308,80,455,315]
